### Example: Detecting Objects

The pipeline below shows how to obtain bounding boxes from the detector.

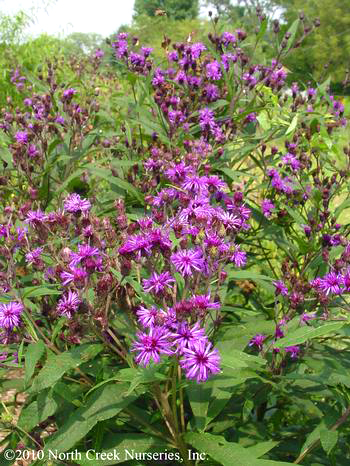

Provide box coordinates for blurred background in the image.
[0,0,349,94]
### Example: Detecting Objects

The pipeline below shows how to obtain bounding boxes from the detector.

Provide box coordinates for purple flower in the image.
[245,112,257,123]
[199,107,216,131]
[182,175,208,193]
[25,247,43,265]
[94,48,105,58]
[285,345,300,359]
[221,53,237,71]
[171,249,205,276]
[191,294,220,311]
[152,69,165,86]
[262,199,275,218]
[249,334,266,350]
[206,61,222,80]
[136,306,164,328]
[221,32,236,46]
[180,340,221,382]
[119,234,152,258]
[63,193,91,214]
[273,280,288,296]
[319,272,344,295]
[28,144,39,158]
[142,271,175,294]
[307,88,317,98]
[55,115,65,124]
[300,312,317,324]
[229,245,247,267]
[219,212,242,230]
[63,88,77,100]
[175,71,187,84]
[25,210,47,226]
[190,42,206,59]
[69,244,101,268]
[281,153,301,171]
[60,267,88,286]
[172,322,207,353]
[15,131,28,144]
[141,46,153,57]
[132,326,173,367]
[0,302,24,329]
[204,84,220,102]
[57,291,81,318]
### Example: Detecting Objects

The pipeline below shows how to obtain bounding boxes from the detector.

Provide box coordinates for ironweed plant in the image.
[1,13,350,466]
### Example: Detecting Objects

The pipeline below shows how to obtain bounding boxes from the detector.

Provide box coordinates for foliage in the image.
[273,0,350,85]
[133,0,199,20]
[1,9,350,466]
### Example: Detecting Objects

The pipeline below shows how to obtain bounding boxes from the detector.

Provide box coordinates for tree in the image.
[133,0,199,21]
[271,0,350,86]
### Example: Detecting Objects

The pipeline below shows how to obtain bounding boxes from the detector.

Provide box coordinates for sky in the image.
[0,0,135,37]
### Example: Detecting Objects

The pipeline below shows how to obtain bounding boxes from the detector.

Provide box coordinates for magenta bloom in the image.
[0,302,24,329]
[180,341,221,382]
[69,244,101,267]
[273,280,289,296]
[182,175,208,193]
[60,267,88,286]
[136,306,164,328]
[300,312,317,324]
[25,247,43,265]
[119,234,152,258]
[132,326,173,367]
[62,88,76,100]
[206,61,222,80]
[57,291,81,318]
[190,42,206,59]
[199,108,215,131]
[221,32,236,46]
[172,322,207,353]
[63,193,91,214]
[249,334,266,350]
[171,249,205,276]
[15,131,28,144]
[229,245,247,267]
[25,210,47,226]
[319,272,344,295]
[191,294,220,311]
[142,271,175,294]
[261,199,275,218]
[285,345,300,359]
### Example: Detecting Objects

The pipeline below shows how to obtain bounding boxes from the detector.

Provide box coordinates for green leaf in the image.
[285,19,300,52]
[76,434,169,466]
[228,270,273,282]
[30,343,103,393]
[44,382,140,453]
[21,285,61,298]
[242,399,254,422]
[274,322,345,348]
[256,18,268,42]
[221,350,266,370]
[184,432,291,466]
[320,428,338,455]
[24,340,45,386]
[17,389,60,431]
[247,441,279,458]
[86,165,144,203]
[187,380,212,431]
[285,114,298,135]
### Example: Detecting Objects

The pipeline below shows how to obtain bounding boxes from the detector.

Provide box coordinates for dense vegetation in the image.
[1,2,350,465]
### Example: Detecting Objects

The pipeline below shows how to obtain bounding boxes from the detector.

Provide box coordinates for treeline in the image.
[1,0,349,100]
[124,0,350,93]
